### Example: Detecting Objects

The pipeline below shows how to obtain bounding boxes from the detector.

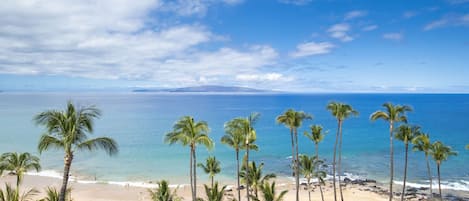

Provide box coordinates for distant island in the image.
[132,85,269,93]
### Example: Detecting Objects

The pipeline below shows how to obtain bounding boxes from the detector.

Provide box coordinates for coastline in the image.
[1,172,468,201]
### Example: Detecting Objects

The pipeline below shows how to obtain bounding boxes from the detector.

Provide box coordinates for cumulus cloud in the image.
[344,10,367,20]
[0,0,280,87]
[383,33,404,41]
[163,0,243,16]
[327,23,354,42]
[290,42,335,58]
[278,0,312,5]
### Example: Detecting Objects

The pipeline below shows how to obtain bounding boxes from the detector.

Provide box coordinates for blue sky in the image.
[0,0,468,92]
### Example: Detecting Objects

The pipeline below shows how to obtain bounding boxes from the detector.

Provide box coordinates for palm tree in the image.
[198,156,221,189]
[226,113,260,201]
[34,101,118,201]
[327,102,358,201]
[430,141,457,200]
[313,168,327,201]
[240,161,276,198]
[252,181,288,201]
[412,133,433,198]
[0,183,38,201]
[299,155,325,201]
[165,116,214,201]
[39,187,72,201]
[303,125,326,159]
[276,109,312,201]
[222,117,254,201]
[466,144,469,150]
[370,102,411,201]
[203,182,227,201]
[0,152,41,189]
[395,125,421,201]
[148,180,181,201]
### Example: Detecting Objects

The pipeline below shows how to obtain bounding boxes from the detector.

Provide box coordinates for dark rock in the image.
[344,177,352,183]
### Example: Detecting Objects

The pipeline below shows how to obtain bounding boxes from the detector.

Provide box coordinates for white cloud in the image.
[278,0,312,5]
[163,0,242,16]
[236,73,292,82]
[424,19,448,30]
[0,0,279,87]
[327,23,354,42]
[362,25,378,31]
[344,10,367,20]
[424,14,469,30]
[383,33,403,41]
[403,11,418,18]
[290,41,335,58]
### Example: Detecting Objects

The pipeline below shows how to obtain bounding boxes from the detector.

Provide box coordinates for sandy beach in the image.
[0,174,416,201]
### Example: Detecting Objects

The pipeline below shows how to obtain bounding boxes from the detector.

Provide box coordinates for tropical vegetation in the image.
[148,180,181,201]
[412,133,433,198]
[395,124,421,201]
[240,161,276,198]
[327,102,358,201]
[0,152,41,188]
[198,156,221,189]
[299,155,326,201]
[430,141,457,200]
[251,181,287,201]
[202,182,226,201]
[164,116,214,201]
[34,101,118,201]
[370,102,411,201]
[276,109,312,201]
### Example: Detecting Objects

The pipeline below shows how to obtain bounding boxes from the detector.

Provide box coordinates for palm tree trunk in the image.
[190,147,195,201]
[332,121,340,201]
[338,121,344,201]
[290,127,295,177]
[295,128,300,201]
[307,178,311,201]
[401,143,409,201]
[389,122,394,201]
[211,175,214,190]
[437,163,442,201]
[246,143,250,201]
[425,154,433,199]
[59,153,73,201]
[236,149,241,201]
[193,146,198,201]
[319,183,325,201]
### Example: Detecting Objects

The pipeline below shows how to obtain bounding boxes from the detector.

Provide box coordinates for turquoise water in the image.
[0,93,468,190]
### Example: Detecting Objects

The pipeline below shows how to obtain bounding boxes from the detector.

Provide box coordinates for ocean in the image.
[0,92,468,190]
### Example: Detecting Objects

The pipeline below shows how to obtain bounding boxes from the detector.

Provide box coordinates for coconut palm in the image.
[466,144,469,150]
[148,180,181,201]
[303,125,326,159]
[313,168,327,201]
[227,113,260,201]
[165,116,214,201]
[299,155,325,201]
[370,102,412,201]
[430,141,457,200]
[39,187,72,201]
[222,117,258,201]
[0,183,37,201]
[0,152,41,188]
[198,156,221,189]
[395,125,421,201]
[327,102,358,201]
[240,161,276,198]
[412,133,433,198]
[202,182,226,201]
[251,181,288,201]
[276,109,312,201]
[34,101,118,201]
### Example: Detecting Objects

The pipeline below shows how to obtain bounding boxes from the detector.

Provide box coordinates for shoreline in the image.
[2,172,468,201]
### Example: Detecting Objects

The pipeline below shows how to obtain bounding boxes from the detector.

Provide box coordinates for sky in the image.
[0,0,468,93]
